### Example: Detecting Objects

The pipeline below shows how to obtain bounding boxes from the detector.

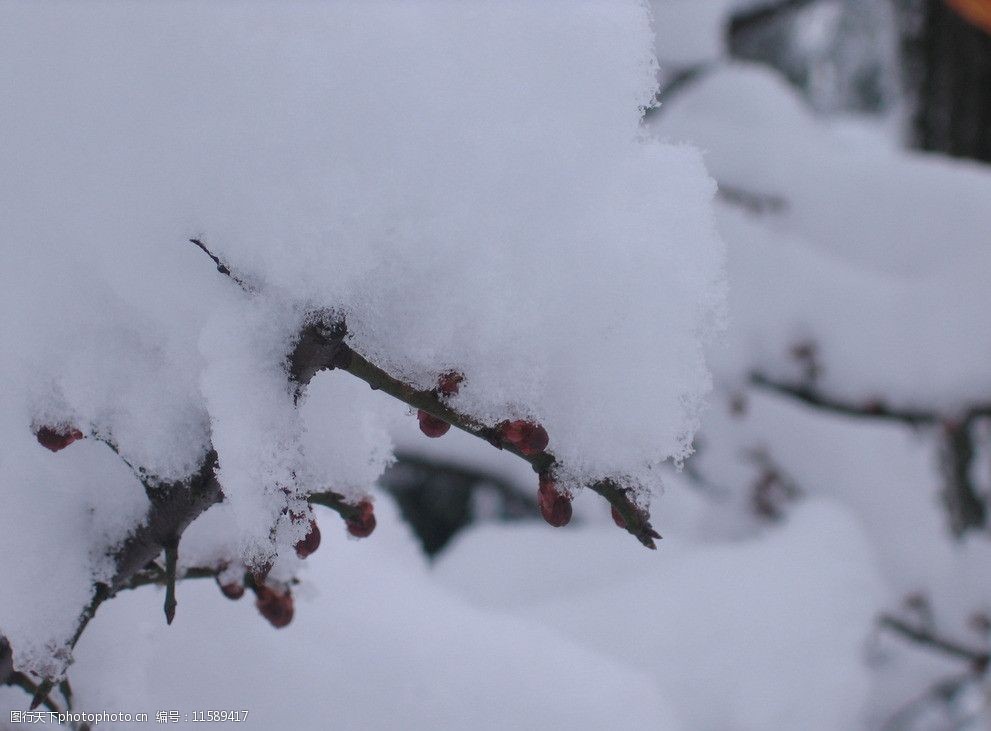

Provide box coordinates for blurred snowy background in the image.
[2,1,991,729]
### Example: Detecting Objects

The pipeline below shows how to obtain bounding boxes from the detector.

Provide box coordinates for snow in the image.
[650,0,737,67]
[645,57,991,726]
[4,500,686,731]
[436,498,886,731]
[651,62,991,411]
[0,0,724,680]
[0,495,886,730]
[3,1,990,727]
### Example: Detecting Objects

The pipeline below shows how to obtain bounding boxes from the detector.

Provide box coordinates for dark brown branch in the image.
[117,563,223,592]
[288,319,349,392]
[189,238,250,291]
[749,372,938,425]
[27,225,673,702]
[727,0,823,39]
[750,372,989,534]
[2,640,78,722]
[750,372,991,425]
[717,183,788,215]
[879,614,990,671]
[938,422,987,535]
[0,637,12,687]
[879,671,973,731]
[27,450,224,707]
[8,672,65,714]
[291,323,661,548]
[108,453,222,592]
[307,489,369,523]
[163,538,178,625]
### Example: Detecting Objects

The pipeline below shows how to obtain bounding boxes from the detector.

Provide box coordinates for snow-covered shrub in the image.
[0,0,724,700]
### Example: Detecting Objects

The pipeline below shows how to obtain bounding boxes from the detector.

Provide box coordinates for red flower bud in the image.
[417,410,450,438]
[537,474,572,528]
[437,370,464,397]
[346,499,376,538]
[499,420,549,456]
[35,426,84,452]
[219,581,245,600]
[255,585,294,628]
[294,519,321,559]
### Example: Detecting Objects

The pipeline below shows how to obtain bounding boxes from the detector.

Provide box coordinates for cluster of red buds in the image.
[214,571,293,629]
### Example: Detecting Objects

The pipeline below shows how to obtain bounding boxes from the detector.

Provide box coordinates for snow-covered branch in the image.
[879,614,990,672]
[750,371,990,534]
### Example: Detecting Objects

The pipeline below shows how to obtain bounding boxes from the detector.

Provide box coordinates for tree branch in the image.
[717,183,788,215]
[307,489,369,523]
[24,450,223,707]
[189,238,250,291]
[21,226,676,705]
[879,671,974,731]
[290,324,661,548]
[727,0,823,40]
[749,372,938,425]
[163,538,179,625]
[107,453,223,593]
[750,372,989,534]
[879,614,990,672]
[937,421,987,535]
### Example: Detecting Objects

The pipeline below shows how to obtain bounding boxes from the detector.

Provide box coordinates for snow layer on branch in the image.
[651,63,991,411]
[0,2,725,485]
[0,1,723,676]
[168,1,724,485]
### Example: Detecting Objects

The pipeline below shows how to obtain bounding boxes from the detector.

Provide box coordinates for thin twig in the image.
[299,333,661,547]
[187,237,662,546]
[750,372,991,425]
[189,238,250,291]
[749,372,938,425]
[879,672,972,731]
[727,0,823,40]
[307,489,368,522]
[879,614,990,670]
[717,183,788,215]
[750,372,990,533]
[8,672,63,713]
[163,538,178,625]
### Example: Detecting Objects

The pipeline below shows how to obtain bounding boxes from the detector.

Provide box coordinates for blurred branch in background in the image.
[728,0,824,42]
[716,183,789,215]
[380,452,536,556]
[878,601,990,730]
[656,0,991,167]
[880,613,989,669]
[750,371,990,535]
[727,0,898,113]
